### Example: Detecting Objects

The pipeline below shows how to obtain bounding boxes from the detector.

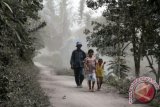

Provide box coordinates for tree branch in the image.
[122,42,131,53]
[146,54,157,76]
[28,21,46,33]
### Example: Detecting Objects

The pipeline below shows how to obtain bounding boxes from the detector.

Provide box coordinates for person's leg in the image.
[97,77,100,90]
[79,67,84,86]
[87,74,92,91]
[88,80,91,91]
[91,73,96,92]
[99,77,103,89]
[92,81,95,92]
[74,68,80,87]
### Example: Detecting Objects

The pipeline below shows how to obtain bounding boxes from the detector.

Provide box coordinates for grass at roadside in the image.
[0,58,51,107]
[104,76,130,95]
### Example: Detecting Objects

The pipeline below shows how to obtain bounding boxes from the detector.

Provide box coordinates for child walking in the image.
[96,59,106,90]
[84,49,96,92]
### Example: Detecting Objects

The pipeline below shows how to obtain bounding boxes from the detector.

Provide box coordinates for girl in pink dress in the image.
[84,49,96,92]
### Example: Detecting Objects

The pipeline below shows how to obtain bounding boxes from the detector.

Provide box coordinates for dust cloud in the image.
[33,0,156,79]
[33,0,103,71]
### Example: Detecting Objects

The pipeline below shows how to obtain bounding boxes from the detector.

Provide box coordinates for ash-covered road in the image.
[35,62,150,107]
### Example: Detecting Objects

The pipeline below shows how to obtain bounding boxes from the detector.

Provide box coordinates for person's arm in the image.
[84,58,89,74]
[70,51,75,69]
[83,51,86,60]
[102,61,106,69]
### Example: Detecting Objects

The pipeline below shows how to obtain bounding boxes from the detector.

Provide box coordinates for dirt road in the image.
[35,62,150,107]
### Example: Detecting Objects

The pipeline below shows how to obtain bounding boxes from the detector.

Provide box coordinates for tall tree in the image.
[85,0,160,79]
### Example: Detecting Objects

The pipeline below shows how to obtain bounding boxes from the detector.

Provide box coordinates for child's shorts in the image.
[87,73,96,81]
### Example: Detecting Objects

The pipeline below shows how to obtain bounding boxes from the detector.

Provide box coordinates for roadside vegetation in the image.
[0,0,50,106]
[85,0,160,106]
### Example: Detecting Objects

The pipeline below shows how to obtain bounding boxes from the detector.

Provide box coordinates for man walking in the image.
[70,42,86,88]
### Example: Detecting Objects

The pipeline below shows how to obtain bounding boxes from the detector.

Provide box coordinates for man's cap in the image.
[76,42,82,46]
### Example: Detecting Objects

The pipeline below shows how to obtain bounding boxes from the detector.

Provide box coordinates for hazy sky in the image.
[49,0,105,31]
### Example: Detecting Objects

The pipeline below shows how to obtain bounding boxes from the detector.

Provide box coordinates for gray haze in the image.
[34,0,157,79]
[34,0,96,70]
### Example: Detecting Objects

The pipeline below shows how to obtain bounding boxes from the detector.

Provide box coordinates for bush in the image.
[106,75,131,95]
[0,0,51,106]
[106,75,119,87]
[0,57,51,107]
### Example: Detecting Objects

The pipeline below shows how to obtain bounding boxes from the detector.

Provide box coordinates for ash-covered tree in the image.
[85,0,132,78]
[143,0,160,83]
[85,0,160,79]
[0,0,50,106]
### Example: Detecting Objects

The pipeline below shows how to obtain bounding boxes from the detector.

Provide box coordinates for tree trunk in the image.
[132,33,141,77]
[132,25,144,77]
[135,59,140,77]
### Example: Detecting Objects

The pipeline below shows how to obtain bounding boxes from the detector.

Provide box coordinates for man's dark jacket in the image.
[70,49,86,68]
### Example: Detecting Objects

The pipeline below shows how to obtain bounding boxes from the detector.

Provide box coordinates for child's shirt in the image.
[96,64,104,77]
[84,56,96,74]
